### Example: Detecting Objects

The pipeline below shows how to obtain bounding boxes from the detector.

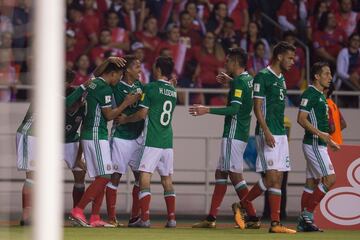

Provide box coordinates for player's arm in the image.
[119,107,149,124]
[102,93,141,121]
[253,74,275,147]
[93,57,127,77]
[328,107,335,134]
[254,98,275,147]
[66,85,86,108]
[189,102,240,116]
[297,110,339,150]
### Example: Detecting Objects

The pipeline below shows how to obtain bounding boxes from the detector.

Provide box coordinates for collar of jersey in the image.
[98,77,107,83]
[120,80,134,87]
[266,66,282,79]
[158,79,170,84]
[309,85,323,94]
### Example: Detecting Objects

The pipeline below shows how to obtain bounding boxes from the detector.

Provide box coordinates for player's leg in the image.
[136,146,161,227]
[105,172,122,223]
[70,140,112,227]
[128,170,140,225]
[161,175,176,227]
[72,169,86,208]
[21,171,34,225]
[301,178,317,212]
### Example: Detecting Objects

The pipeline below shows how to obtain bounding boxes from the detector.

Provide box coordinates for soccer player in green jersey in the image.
[238,42,297,234]
[118,56,177,228]
[104,55,144,227]
[70,58,140,227]
[189,48,258,229]
[297,62,340,232]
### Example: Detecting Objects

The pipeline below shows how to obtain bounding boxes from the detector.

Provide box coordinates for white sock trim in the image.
[215,179,227,184]
[304,187,314,194]
[74,183,85,189]
[25,179,34,185]
[72,167,84,172]
[139,191,151,199]
[258,178,267,191]
[268,188,282,195]
[106,183,118,190]
[318,183,328,194]
[234,180,247,190]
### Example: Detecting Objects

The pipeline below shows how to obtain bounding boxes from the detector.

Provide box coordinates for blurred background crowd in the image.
[0,0,359,107]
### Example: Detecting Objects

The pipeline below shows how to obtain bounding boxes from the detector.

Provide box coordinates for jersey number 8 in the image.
[160,100,172,126]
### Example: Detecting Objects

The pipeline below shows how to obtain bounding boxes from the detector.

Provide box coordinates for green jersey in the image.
[80,77,113,140]
[112,80,144,140]
[17,104,34,136]
[254,67,286,135]
[140,80,177,148]
[299,85,329,146]
[222,72,253,141]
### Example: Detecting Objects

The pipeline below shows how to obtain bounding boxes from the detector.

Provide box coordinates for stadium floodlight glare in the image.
[33,0,64,240]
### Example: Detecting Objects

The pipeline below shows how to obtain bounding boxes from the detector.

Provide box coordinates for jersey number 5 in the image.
[279,89,284,101]
[160,100,172,126]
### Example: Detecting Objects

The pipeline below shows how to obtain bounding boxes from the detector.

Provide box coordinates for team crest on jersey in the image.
[234,89,242,98]
[105,95,112,103]
[267,160,274,166]
[254,83,260,92]
[301,98,308,107]
[75,116,82,123]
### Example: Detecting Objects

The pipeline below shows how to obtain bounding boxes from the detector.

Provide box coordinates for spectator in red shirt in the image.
[283,31,306,90]
[72,54,91,87]
[66,29,80,70]
[67,4,97,54]
[313,11,347,65]
[307,0,328,40]
[193,31,225,89]
[179,10,202,48]
[206,2,228,36]
[155,24,188,75]
[134,16,162,68]
[277,0,298,32]
[247,40,270,77]
[82,0,104,36]
[335,0,360,37]
[105,10,130,54]
[240,21,271,60]
[184,1,206,35]
[130,42,151,84]
[90,28,123,67]
[0,49,16,101]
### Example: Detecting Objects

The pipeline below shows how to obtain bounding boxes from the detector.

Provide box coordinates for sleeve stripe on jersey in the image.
[231,100,242,105]
[299,109,310,113]
[139,104,149,109]
[100,105,112,109]
[253,96,265,99]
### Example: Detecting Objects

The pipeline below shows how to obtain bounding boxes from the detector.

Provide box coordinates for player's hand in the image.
[169,74,178,87]
[216,72,232,85]
[329,139,341,151]
[124,92,141,106]
[108,56,127,68]
[82,78,93,88]
[264,130,276,148]
[116,114,128,124]
[318,131,332,144]
[189,104,209,116]
[74,157,86,171]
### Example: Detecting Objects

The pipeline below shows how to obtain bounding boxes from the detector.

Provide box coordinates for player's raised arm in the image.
[93,57,127,77]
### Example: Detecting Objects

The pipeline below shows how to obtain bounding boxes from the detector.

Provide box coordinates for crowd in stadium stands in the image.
[0,0,359,106]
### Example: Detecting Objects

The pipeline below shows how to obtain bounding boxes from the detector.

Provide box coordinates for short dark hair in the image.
[311,61,330,81]
[349,32,360,42]
[227,47,247,68]
[272,41,296,61]
[282,30,297,40]
[155,56,174,79]
[102,61,122,74]
[122,55,138,70]
[254,40,265,51]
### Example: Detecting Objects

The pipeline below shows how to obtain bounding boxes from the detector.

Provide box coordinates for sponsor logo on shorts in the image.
[113,164,118,170]
[329,164,334,170]
[106,164,112,171]
[267,160,274,166]
[140,164,146,169]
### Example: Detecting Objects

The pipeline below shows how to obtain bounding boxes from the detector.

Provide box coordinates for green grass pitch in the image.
[2,224,360,240]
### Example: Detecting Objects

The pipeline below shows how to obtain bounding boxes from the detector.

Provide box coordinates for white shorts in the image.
[111,136,143,174]
[16,133,36,172]
[217,138,247,173]
[64,142,79,169]
[81,139,113,178]
[255,135,291,172]
[138,146,173,176]
[303,143,335,178]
